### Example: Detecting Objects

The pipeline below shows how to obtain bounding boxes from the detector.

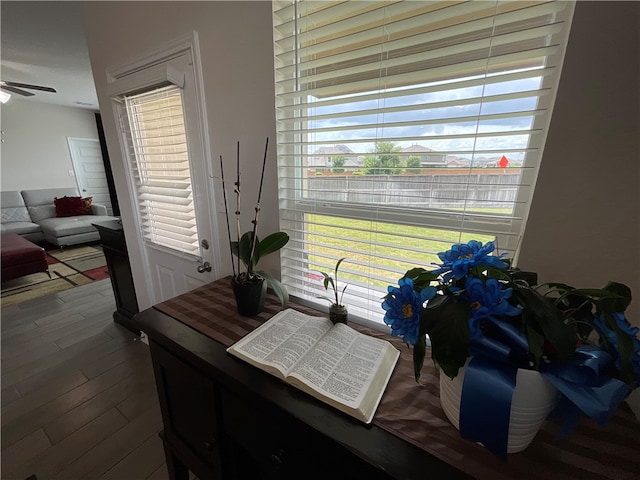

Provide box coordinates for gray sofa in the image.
[0,191,44,242]
[1,188,118,247]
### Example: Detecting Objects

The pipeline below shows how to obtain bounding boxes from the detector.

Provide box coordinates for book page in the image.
[288,323,398,414]
[227,309,332,378]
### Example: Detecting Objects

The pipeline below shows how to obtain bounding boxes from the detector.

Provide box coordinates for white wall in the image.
[0,100,99,191]
[82,1,278,310]
[519,1,639,325]
[519,1,640,418]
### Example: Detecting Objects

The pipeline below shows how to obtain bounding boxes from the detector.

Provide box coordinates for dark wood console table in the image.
[93,220,139,334]
[135,278,640,480]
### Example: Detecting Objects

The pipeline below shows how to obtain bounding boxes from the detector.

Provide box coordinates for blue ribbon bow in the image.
[458,323,629,460]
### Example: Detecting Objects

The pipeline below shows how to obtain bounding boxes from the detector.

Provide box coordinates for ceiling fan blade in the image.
[4,81,56,93]
[1,85,35,96]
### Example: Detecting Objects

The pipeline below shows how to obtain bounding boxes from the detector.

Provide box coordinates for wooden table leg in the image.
[159,430,189,480]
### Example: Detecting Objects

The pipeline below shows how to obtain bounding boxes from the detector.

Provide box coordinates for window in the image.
[121,85,199,256]
[273,1,575,323]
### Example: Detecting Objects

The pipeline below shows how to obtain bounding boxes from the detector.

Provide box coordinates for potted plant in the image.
[320,257,348,324]
[382,240,639,457]
[230,230,289,316]
[220,139,289,316]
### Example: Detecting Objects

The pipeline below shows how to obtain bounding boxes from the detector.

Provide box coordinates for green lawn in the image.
[304,214,495,288]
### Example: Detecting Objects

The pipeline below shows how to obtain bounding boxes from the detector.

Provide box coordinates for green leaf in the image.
[238,231,255,270]
[514,285,576,362]
[601,282,632,313]
[258,270,289,307]
[544,282,576,292]
[526,324,545,368]
[404,267,438,291]
[481,265,511,281]
[602,312,636,385]
[339,284,348,305]
[413,335,427,382]
[334,257,346,277]
[422,295,470,379]
[256,232,289,258]
[322,274,335,292]
[509,269,538,286]
[232,231,289,273]
[552,285,630,316]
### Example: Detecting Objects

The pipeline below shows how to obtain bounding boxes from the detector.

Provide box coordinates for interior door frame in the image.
[105,31,221,307]
[95,113,121,216]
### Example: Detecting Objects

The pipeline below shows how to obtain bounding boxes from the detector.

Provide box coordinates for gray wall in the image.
[0,101,98,191]
[519,1,639,324]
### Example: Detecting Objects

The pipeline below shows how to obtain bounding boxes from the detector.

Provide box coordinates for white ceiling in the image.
[1,1,98,110]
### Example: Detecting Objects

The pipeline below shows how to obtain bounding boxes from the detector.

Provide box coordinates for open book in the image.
[227,308,400,424]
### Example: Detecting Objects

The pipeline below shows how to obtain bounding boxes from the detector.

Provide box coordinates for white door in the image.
[107,33,219,305]
[67,137,114,215]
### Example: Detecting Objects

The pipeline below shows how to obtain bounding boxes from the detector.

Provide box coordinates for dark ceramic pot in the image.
[231,276,267,317]
[329,304,348,325]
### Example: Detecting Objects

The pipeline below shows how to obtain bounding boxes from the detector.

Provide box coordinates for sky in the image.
[305,73,542,161]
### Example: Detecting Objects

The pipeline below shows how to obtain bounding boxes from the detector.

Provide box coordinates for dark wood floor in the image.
[0,279,171,480]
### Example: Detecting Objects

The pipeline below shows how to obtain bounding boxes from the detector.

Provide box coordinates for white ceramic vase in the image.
[439,362,558,453]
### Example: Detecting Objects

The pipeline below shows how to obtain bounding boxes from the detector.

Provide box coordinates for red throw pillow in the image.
[55,196,93,217]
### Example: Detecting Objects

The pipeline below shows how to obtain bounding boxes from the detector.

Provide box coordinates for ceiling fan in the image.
[0,81,57,97]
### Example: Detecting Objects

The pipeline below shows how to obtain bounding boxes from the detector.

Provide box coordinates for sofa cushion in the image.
[1,206,31,223]
[27,205,57,223]
[1,191,31,223]
[22,188,86,223]
[21,188,80,207]
[1,191,27,207]
[38,216,101,237]
[40,214,118,247]
[55,196,93,217]
[1,221,42,235]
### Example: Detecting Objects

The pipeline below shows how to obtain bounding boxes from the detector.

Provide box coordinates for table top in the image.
[91,219,123,231]
[136,277,640,480]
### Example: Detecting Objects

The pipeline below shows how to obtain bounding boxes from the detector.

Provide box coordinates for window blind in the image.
[273,0,574,323]
[120,85,200,257]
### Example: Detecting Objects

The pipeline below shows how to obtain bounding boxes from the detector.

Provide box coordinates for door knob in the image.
[197,262,212,273]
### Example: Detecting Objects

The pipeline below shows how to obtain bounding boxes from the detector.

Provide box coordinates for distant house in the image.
[401,144,446,167]
[446,155,471,167]
[309,145,359,172]
[447,155,516,168]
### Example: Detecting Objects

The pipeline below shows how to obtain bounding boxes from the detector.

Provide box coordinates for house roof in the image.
[401,144,434,153]
[313,145,355,155]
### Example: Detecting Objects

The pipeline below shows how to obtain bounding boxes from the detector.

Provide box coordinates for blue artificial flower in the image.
[433,240,508,282]
[382,277,436,345]
[464,277,521,339]
[593,312,640,388]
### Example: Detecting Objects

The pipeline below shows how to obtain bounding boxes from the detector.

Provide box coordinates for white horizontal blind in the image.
[273,0,574,323]
[121,85,200,257]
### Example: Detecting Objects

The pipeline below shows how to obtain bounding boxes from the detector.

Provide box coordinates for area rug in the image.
[1,244,109,307]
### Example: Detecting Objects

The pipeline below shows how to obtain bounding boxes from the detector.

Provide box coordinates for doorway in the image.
[67,137,114,215]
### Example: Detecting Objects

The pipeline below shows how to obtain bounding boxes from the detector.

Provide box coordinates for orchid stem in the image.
[219,154,236,278]
[248,138,269,270]
[234,141,241,275]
